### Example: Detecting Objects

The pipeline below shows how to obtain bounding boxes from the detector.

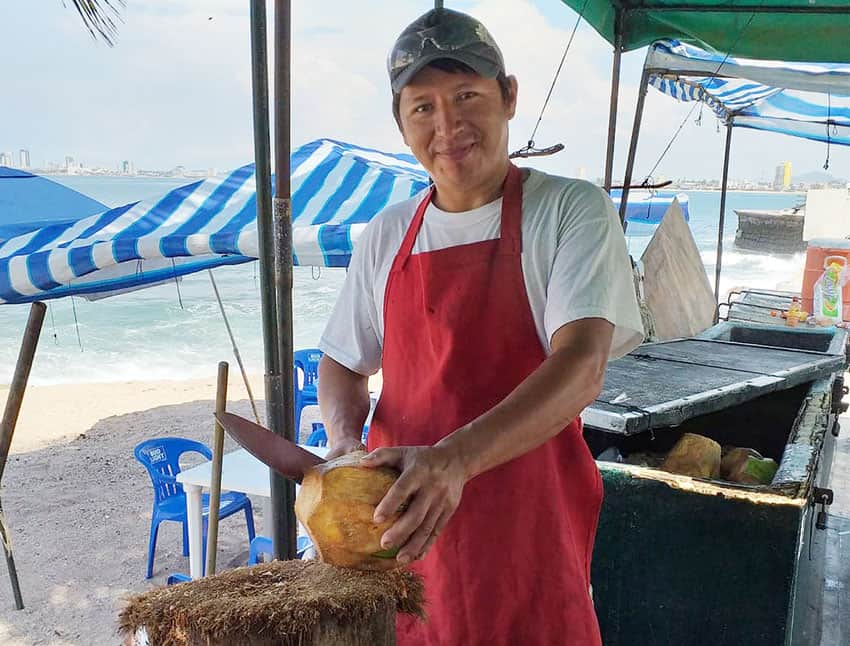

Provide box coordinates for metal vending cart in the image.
[584,321,847,646]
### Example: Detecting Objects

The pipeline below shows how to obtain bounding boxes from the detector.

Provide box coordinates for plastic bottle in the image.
[813,256,847,326]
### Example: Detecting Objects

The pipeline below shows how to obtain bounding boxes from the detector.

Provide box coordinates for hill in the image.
[796,170,847,184]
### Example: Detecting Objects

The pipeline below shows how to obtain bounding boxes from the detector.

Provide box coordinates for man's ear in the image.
[506,75,519,119]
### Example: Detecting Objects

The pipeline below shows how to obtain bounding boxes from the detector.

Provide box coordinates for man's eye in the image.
[458,91,477,101]
[413,103,431,114]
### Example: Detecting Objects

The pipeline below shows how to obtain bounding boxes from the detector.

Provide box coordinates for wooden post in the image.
[205,362,229,576]
[0,301,47,609]
[119,560,423,646]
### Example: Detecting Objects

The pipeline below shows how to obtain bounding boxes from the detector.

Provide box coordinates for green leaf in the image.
[371,546,400,559]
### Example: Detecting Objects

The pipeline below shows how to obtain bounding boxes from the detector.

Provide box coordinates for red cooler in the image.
[801,238,850,320]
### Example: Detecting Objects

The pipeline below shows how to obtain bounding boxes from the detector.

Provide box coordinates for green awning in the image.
[561,1,850,62]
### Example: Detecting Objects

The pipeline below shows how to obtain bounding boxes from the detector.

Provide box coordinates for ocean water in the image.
[0,177,803,386]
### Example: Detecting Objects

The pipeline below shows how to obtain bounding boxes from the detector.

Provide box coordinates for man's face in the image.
[398,66,517,197]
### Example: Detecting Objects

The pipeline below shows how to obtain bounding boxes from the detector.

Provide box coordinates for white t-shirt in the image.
[319,168,644,376]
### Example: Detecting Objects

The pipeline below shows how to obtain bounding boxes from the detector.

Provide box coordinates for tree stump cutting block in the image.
[119,559,424,646]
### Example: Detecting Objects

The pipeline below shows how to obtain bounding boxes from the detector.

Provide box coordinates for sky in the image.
[1,0,848,183]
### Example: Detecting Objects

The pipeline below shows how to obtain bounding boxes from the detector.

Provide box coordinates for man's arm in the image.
[363,317,613,563]
[317,355,372,458]
[439,316,612,477]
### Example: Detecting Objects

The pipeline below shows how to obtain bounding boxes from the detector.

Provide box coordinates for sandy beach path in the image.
[0,372,364,645]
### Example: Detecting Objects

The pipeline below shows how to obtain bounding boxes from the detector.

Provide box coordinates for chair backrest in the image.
[293,348,323,391]
[134,438,211,505]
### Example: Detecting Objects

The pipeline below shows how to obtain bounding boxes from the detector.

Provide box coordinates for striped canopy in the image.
[0,139,427,304]
[0,167,106,240]
[647,40,850,146]
[0,138,686,304]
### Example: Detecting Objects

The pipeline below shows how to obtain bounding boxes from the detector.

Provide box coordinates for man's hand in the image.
[361,445,467,564]
[325,436,366,460]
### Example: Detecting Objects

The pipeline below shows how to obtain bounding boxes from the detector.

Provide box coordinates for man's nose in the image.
[433,101,461,137]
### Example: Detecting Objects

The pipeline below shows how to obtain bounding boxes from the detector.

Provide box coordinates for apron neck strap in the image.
[498,164,523,255]
[395,163,523,268]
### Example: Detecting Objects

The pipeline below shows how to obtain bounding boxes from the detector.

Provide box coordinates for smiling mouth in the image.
[437,143,475,161]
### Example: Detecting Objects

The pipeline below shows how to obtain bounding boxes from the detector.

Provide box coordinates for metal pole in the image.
[0,301,47,610]
[619,67,650,231]
[272,0,298,561]
[715,123,734,312]
[204,362,229,576]
[248,0,291,559]
[603,8,624,192]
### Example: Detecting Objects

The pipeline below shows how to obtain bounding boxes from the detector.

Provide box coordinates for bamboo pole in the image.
[205,362,229,576]
[0,301,47,610]
[249,0,297,561]
[271,0,298,561]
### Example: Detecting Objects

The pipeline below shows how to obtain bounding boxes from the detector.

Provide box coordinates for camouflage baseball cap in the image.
[388,8,505,94]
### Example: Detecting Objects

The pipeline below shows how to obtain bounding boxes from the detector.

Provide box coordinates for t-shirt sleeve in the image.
[318,223,383,376]
[544,181,644,359]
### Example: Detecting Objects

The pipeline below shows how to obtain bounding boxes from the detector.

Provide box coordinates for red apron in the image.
[368,164,603,645]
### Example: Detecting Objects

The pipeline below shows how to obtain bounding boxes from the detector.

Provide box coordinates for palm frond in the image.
[64,0,125,46]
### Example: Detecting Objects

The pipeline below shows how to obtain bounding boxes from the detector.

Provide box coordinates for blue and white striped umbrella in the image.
[0,139,428,304]
[0,137,686,304]
[647,39,850,146]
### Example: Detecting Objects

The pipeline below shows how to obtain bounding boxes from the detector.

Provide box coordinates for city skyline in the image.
[3,1,850,185]
[1,142,845,188]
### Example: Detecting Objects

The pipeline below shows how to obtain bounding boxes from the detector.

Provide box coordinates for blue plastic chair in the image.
[248,535,313,565]
[305,423,369,447]
[134,437,256,579]
[293,348,323,436]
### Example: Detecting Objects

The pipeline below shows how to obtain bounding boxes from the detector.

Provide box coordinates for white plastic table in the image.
[176,446,328,579]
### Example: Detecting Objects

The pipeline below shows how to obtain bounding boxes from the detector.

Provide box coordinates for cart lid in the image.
[582,338,844,435]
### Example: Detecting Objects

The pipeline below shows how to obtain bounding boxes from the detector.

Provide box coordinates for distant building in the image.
[121,160,135,175]
[773,161,792,190]
[19,149,30,169]
[0,151,13,167]
[575,166,587,180]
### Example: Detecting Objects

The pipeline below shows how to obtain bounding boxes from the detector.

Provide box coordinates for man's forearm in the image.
[437,318,612,480]
[318,355,371,447]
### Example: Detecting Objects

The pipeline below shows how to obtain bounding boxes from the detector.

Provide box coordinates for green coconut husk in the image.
[119,559,425,646]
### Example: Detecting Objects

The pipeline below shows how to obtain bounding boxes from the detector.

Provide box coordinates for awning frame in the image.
[617,41,850,314]
[594,0,850,194]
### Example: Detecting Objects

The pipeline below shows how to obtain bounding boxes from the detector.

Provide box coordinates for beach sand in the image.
[0,372,380,645]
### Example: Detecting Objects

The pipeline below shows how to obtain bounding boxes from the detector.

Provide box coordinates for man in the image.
[318,7,643,645]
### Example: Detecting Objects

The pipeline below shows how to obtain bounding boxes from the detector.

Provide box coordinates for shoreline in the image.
[675,188,806,196]
[1,372,383,455]
[1,375,261,454]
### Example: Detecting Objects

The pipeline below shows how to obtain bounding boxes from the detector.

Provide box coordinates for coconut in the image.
[295,451,403,571]
[660,433,721,479]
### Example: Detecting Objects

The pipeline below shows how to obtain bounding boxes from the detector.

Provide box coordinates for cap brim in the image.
[391,51,502,94]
